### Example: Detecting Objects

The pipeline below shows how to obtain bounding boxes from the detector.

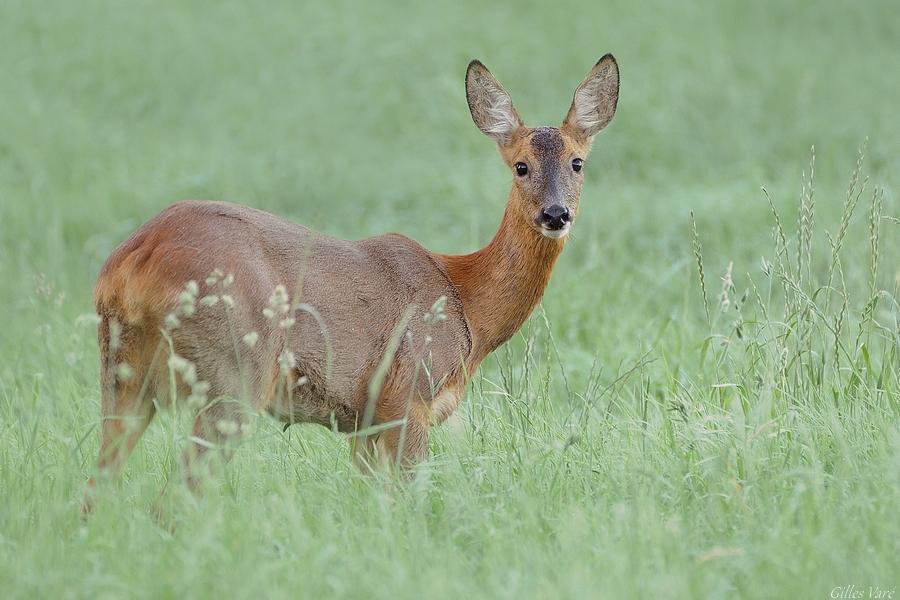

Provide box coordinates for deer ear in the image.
[563,54,619,139]
[466,60,523,145]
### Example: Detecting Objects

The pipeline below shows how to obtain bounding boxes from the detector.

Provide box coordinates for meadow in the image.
[0,0,898,598]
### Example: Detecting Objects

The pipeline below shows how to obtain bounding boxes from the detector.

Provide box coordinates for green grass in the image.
[1,0,898,597]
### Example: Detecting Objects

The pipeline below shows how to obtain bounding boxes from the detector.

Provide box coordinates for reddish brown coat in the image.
[84,55,619,507]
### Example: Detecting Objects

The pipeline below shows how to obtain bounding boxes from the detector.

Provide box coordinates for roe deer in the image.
[85,55,619,507]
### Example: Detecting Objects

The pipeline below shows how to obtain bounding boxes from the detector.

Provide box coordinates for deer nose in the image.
[539,205,570,230]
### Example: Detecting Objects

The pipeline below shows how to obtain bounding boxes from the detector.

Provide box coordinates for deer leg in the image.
[351,434,380,473]
[353,369,433,473]
[376,414,429,470]
[84,385,156,513]
[181,396,251,493]
[83,320,158,514]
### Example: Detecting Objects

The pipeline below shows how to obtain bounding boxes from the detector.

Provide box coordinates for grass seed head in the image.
[242,331,259,348]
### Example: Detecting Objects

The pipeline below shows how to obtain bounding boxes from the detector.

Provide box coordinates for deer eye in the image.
[514,162,528,176]
[572,158,583,172]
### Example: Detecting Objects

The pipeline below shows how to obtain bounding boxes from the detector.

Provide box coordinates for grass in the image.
[1,0,898,597]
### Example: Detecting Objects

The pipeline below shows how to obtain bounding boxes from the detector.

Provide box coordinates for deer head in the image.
[465,55,620,239]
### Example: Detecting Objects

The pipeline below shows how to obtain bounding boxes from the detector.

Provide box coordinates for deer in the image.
[84,54,619,509]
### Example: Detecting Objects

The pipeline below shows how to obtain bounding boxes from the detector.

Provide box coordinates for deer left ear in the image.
[562,54,619,139]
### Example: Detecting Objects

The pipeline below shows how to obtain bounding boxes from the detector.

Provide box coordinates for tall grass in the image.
[4,149,895,600]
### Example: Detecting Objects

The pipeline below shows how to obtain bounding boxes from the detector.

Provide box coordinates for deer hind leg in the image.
[84,317,160,513]
[180,377,253,494]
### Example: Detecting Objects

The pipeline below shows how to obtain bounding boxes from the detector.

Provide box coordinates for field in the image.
[1,0,898,598]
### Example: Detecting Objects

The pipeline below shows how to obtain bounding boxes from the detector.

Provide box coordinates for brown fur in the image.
[84,55,619,507]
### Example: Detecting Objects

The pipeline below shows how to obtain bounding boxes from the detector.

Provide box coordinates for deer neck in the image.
[438,190,566,364]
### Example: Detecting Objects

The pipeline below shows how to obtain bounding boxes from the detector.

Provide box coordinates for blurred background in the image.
[1,2,897,345]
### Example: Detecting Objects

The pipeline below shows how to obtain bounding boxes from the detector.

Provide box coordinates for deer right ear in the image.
[465,60,523,145]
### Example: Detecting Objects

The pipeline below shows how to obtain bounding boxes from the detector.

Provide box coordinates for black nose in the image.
[540,205,570,230]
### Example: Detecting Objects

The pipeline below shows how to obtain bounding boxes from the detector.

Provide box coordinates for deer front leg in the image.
[353,402,429,474]
[351,434,379,472]
[376,409,429,470]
